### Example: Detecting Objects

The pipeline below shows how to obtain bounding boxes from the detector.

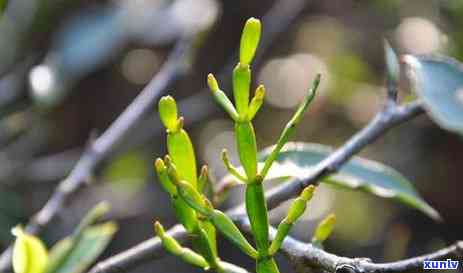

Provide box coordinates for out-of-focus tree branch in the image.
[0,38,195,272]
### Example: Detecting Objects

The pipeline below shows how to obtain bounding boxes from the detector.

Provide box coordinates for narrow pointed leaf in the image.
[50,222,117,273]
[403,55,463,135]
[384,41,400,84]
[259,142,440,220]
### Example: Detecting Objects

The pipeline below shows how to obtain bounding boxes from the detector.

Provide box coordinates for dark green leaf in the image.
[384,40,399,84]
[259,142,440,220]
[404,55,463,134]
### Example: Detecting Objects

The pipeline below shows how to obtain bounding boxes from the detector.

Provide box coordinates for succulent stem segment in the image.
[155,17,329,273]
[207,18,322,273]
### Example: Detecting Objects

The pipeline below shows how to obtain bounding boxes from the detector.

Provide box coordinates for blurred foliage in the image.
[102,150,149,194]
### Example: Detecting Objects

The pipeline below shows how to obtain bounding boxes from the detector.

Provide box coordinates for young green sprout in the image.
[312,213,336,248]
[155,17,321,273]
[205,17,320,273]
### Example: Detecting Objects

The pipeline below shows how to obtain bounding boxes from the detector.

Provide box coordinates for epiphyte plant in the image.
[154,18,334,273]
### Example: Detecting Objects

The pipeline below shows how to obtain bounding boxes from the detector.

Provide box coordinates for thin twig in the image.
[0,39,193,272]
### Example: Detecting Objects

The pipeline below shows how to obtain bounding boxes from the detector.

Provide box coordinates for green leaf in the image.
[51,223,117,273]
[12,227,48,273]
[240,18,262,66]
[403,55,463,134]
[259,142,440,220]
[384,40,399,84]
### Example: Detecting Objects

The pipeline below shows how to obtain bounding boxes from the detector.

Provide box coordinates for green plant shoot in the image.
[155,17,326,273]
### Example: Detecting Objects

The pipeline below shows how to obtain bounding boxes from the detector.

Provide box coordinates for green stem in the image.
[245,178,270,256]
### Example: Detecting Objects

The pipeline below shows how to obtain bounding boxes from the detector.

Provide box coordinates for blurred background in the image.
[0,0,462,272]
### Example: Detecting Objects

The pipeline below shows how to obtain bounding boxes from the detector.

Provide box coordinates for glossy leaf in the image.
[403,55,463,134]
[51,223,117,273]
[259,142,440,220]
[12,227,48,273]
[239,18,262,65]
[384,41,399,84]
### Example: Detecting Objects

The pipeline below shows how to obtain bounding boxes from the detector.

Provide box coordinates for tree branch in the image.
[86,99,452,273]
[234,217,463,273]
[0,39,194,272]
